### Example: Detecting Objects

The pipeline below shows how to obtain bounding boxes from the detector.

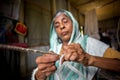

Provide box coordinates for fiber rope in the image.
[0,44,46,53]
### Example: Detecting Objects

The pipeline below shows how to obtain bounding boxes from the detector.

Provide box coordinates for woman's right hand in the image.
[35,52,59,80]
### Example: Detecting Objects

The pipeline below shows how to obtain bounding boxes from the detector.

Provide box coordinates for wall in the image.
[98,17,119,31]
[24,0,51,79]
[0,0,21,20]
[25,0,51,47]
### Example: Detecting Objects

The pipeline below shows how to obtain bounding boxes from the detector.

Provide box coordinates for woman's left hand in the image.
[62,43,92,66]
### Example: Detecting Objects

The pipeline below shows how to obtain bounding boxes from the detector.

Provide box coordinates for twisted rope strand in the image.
[0,44,46,53]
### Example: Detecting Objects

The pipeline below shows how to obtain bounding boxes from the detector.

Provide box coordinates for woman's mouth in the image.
[61,31,68,36]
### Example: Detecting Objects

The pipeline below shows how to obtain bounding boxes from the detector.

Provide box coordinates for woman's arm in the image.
[62,43,120,72]
[89,48,120,72]
[89,54,120,72]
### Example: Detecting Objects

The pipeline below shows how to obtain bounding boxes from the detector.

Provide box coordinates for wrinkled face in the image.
[53,13,73,43]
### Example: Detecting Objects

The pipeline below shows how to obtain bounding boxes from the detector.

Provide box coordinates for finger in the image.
[77,48,83,55]
[38,63,54,70]
[63,49,76,55]
[68,43,76,46]
[48,51,56,54]
[45,70,56,76]
[35,70,46,80]
[42,65,56,72]
[69,43,82,50]
[36,54,59,64]
[68,43,77,48]
[63,44,75,50]
[43,51,56,56]
[62,45,76,54]
[63,44,78,53]
[69,52,78,61]
[77,54,85,62]
[64,53,72,61]
[62,45,69,50]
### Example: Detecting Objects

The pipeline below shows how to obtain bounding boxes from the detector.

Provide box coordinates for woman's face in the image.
[53,13,73,44]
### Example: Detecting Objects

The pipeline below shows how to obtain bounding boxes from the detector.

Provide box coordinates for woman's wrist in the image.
[84,53,94,66]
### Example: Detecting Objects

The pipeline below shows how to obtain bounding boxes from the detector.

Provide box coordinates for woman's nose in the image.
[60,24,65,29]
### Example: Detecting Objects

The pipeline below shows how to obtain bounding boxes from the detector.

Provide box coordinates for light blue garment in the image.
[48,9,89,80]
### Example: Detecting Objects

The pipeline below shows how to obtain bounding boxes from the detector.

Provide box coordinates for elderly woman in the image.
[32,9,120,80]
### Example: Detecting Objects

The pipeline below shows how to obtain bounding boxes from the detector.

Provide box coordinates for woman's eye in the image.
[63,19,68,23]
[54,24,59,28]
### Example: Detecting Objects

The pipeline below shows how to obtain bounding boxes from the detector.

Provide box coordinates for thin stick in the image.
[0,44,46,53]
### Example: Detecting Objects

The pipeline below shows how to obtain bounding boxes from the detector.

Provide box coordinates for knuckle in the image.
[36,57,41,64]
[51,65,56,70]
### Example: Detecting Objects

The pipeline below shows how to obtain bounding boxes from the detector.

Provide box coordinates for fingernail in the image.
[42,69,48,72]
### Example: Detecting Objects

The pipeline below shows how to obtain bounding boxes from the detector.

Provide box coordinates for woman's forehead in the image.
[53,13,70,22]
